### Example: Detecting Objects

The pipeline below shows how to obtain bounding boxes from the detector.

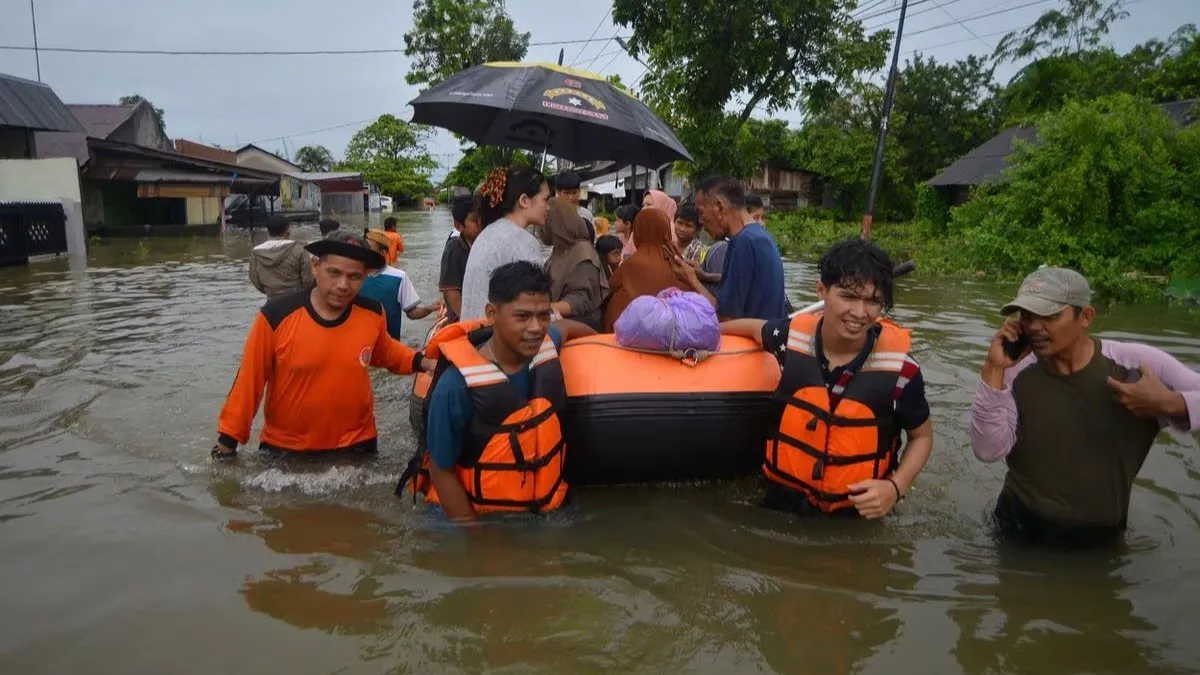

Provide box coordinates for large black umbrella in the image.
[408,61,692,167]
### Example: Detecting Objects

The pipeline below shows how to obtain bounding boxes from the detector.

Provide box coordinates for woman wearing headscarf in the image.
[544,197,609,330]
[602,207,680,332]
[622,190,678,261]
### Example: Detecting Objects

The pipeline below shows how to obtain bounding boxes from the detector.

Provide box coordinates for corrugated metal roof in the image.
[0,72,84,133]
[35,104,141,165]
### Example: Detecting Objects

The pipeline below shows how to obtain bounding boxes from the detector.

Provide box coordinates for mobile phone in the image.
[1002,332,1031,361]
[1122,367,1142,384]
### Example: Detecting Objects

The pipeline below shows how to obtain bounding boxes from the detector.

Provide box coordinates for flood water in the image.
[1,210,1198,674]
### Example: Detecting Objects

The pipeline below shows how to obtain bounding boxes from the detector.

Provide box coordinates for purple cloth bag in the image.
[613,287,721,352]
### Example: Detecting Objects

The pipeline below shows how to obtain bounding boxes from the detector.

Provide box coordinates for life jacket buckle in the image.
[811,460,824,481]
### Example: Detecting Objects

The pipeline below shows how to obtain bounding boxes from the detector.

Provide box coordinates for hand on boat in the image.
[847,479,900,519]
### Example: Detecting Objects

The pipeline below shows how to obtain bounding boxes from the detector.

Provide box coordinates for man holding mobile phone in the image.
[970,267,1200,545]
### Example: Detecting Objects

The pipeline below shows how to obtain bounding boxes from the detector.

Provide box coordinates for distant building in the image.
[928,99,1199,206]
[234,144,321,216]
[0,72,87,264]
[291,172,378,216]
[33,100,275,233]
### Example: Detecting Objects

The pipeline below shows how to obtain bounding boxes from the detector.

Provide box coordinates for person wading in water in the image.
[403,261,596,522]
[721,239,934,518]
[212,231,435,459]
[971,267,1200,546]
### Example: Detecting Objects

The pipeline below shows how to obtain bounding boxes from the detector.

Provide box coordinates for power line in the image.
[896,0,1056,38]
[581,30,623,71]
[569,8,612,67]
[929,0,994,50]
[0,35,629,57]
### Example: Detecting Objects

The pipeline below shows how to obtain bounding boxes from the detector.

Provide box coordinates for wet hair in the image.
[595,234,623,258]
[488,260,551,305]
[450,194,476,225]
[616,204,640,223]
[319,218,340,236]
[265,215,289,237]
[745,194,764,210]
[696,175,746,209]
[482,166,547,227]
[817,238,895,311]
[383,216,398,231]
[675,204,700,229]
[555,171,582,191]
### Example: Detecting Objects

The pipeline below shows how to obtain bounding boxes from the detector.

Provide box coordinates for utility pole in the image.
[861,0,909,241]
[30,0,42,82]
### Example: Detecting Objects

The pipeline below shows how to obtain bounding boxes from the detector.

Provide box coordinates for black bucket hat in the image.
[305,230,385,269]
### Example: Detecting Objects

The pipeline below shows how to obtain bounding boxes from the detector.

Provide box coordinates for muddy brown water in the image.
[1,211,1198,675]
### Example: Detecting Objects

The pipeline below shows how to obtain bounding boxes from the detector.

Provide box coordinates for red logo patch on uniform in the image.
[358,346,373,367]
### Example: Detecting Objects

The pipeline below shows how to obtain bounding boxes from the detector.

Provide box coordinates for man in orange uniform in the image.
[382,216,405,265]
[402,261,596,521]
[721,239,934,518]
[212,230,435,458]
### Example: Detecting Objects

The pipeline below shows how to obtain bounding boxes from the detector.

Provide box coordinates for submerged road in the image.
[1,210,1198,674]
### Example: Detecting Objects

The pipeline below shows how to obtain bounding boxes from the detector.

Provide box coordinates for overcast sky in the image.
[0,0,1193,181]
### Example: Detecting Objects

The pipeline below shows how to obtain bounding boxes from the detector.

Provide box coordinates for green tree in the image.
[340,115,437,201]
[613,0,889,178]
[119,94,166,131]
[294,145,334,172]
[949,95,1200,298]
[442,145,534,190]
[993,0,1129,62]
[403,0,530,89]
[792,82,908,218]
[893,54,1002,187]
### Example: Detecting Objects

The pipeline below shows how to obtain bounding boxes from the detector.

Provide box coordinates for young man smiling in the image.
[213,230,435,459]
[721,239,934,518]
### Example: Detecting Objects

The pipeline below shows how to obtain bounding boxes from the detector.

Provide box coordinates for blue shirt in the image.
[358,266,420,340]
[426,326,564,470]
[714,223,787,320]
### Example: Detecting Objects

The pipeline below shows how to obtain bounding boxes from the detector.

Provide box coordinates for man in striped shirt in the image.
[720,239,933,518]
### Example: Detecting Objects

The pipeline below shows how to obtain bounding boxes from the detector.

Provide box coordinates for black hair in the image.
[488,260,551,305]
[745,193,764,209]
[555,171,582,190]
[696,175,746,209]
[817,238,895,311]
[383,216,398,231]
[675,204,699,228]
[450,194,476,225]
[319,218,340,236]
[482,166,547,227]
[265,214,289,237]
[595,234,623,258]
[616,204,640,223]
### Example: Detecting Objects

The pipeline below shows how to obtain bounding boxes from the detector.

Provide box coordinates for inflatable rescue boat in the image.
[408,328,783,486]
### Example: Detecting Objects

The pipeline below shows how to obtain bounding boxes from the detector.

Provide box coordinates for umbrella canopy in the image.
[408,62,692,168]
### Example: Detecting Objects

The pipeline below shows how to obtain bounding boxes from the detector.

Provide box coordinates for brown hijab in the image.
[602,206,680,332]
[544,197,607,304]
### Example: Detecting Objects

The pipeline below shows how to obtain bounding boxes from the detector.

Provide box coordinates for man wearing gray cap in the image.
[970,267,1200,545]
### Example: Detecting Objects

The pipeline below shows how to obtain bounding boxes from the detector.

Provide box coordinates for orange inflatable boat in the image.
[408,328,783,486]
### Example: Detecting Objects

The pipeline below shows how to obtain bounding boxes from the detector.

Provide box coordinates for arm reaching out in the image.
[216,313,275,452]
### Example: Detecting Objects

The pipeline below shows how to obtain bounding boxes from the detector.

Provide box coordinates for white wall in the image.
[0,158,87,257]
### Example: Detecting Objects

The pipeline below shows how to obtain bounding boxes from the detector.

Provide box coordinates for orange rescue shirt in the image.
[217,289,421,452]
[385,231,404,265]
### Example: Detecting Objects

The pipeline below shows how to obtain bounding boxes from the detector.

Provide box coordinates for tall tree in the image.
[294,145,334,172]
[403,0,531,90]
[994,0,1129,63]
[119,94,166,131]
[340,115,437,201]
[613,0,888,177]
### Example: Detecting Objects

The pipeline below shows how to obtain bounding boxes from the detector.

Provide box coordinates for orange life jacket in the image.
[765,313,913,514]
[402,321,568,514]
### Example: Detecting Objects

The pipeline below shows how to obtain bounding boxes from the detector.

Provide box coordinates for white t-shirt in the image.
[379,265,421,311]
[459,217,545,320]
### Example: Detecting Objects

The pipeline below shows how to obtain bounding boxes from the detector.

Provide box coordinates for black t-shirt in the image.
[760,317,930,431]
[438,237,470,321]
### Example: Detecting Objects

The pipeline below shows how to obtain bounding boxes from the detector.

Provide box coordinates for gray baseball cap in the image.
[1001,267,1092,316]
